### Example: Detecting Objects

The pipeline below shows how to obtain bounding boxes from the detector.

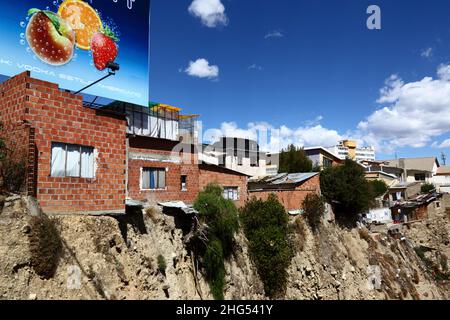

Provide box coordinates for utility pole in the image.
[441,151,447,166]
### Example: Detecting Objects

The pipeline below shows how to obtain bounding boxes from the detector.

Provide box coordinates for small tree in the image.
[320,159,372,224]
[368,180,388,198]
[279,144,313,173]
[302,193,325,231]
[421,183,435,194]
[193,183,239,300]
[240,194,292,298]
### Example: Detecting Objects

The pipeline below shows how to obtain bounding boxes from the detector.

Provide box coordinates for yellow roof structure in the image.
[179,114,200,119]
[150,104,182,112]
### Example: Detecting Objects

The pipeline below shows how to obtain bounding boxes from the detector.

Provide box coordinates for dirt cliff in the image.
[0,195,448,300]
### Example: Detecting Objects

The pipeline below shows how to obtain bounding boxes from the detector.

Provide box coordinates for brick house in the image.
[199,163,249,208]
[0,72,127,215]
[117,103,249,207]
[0,72,249,213]
[248,172,321,213]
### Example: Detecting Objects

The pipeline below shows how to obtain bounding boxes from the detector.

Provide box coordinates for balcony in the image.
[85,101,199,143]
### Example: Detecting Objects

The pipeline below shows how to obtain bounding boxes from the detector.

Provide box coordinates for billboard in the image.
[0,0,150,106]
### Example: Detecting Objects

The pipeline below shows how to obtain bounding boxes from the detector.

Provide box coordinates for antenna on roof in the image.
[441,151,447,166]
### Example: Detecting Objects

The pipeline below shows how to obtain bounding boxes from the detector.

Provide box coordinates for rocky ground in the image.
[0,194,448,300]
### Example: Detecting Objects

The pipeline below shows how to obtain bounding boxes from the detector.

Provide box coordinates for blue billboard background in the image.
[0,0,150,106]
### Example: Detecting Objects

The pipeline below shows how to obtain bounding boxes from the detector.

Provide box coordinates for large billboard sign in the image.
[0,1,150,106]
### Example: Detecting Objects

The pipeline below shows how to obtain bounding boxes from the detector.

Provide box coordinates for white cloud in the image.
[185,58,219,79]
[357,64,450,152]
[437,63,450,81]
[432,138,450,149]
[421,47,433,59]
[188,0,228,28]
[264,30,284,39]
[248,64,263,71]
[204,121,343,153]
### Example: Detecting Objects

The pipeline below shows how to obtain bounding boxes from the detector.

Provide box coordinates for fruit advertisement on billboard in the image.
[0,1,151,106]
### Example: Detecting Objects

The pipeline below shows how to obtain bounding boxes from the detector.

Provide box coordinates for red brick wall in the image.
[249,175,320,211]
[127,136,200,204]
[0,72,30,165]
[1,72,127,214]
[199,164,248,207]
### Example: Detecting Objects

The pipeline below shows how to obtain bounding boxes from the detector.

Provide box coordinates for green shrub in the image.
[421,183,435,194]
[193,183,239,300]
[194,183,239,256]
[157,254,167,276]
[203,238,225,300]
[29,215,62,279]
[240,194,292,298]
[302,193,325,231]
[2,158,26,193]
[320,159,372,224]
[368,180,388,198]
[279,144,313,173]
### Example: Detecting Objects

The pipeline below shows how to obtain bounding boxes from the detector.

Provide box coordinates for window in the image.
[51,142,94,178]
[436,202,441,208]
[141,168,166,190]
[415,173,426,181]
[223,187,239,201]
[323,157,333,168]
[181,175,187,191]
[245,139,250,158]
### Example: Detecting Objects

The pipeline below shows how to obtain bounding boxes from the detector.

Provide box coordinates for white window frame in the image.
[223,186,239,201]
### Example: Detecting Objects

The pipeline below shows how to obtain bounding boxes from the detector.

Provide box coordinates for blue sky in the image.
[149,0,450,161]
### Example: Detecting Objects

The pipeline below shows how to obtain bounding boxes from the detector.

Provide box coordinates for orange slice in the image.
[58,0,103,50]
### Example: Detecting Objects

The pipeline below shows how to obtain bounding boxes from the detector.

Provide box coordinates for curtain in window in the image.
[80,147,94,178]
[165,120,173,140]
[66,145,81,177]
[51,143,66,177]
[149,115,159,137]
[142,168,150,189]
[158,170,166,188]
[158,118,166,139]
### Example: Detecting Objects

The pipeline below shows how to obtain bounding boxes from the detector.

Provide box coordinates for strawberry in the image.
[91,26,119,71]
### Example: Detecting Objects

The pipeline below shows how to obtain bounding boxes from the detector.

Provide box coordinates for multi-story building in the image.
[326,140,376,161]
[265,146,342,175]
[202,137,268,178]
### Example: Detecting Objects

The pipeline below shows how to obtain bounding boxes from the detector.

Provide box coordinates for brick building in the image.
[248,172,321,213]
[0,72,249,213]
[0,72,127,214]
[199,163,249,208]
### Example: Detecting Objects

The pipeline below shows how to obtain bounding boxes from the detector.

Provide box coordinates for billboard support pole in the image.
[74,62,120,95]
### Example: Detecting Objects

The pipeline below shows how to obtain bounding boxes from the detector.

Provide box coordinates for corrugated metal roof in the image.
[261,172,319,185]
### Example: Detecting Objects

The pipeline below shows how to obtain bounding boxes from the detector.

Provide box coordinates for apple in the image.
[26,9,76,66]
